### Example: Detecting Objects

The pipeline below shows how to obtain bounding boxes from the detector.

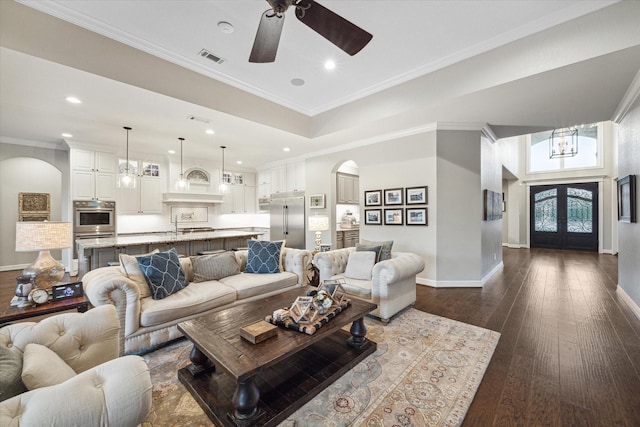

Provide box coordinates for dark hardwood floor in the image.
[416,248,640,427]
[3,248,638,426]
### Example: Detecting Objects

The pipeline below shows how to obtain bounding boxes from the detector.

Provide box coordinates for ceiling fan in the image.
[249,0,373,63]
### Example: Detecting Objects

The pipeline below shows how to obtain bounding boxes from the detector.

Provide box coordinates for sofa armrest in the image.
[372,252,425,291]
[313,248,354,282]
[282,248,312,284]
[82,267,142,345]
[0,355,152,427]
[0,305,120,374]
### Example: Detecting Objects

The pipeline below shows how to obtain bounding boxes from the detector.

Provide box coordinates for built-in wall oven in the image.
[73,200,116,257]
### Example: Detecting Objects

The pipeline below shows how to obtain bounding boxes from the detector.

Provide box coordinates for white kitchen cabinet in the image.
[286,161,305,192]
[337,172,359,204]
[116,160,163,214]
[271,166,287,194]
[222,185,256,214]
[71,149,117,201]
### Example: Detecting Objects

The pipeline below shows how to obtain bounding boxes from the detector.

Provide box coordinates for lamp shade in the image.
[15,222,72,252]
[308,216,329,232]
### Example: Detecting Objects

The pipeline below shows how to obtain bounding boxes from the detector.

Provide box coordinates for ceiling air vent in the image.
[198,49,225,64]
[188,115,212,124]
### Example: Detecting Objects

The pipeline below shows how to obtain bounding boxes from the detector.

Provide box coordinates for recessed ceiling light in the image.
[291,78,305,86]
[65,96,82,104]
[61,133,73,138]
[324,60,336,70]
[283,147,290,152]
[168,150,176,154]
[236,160,242,165]
[206,129,215,135]
[217,21,235,34]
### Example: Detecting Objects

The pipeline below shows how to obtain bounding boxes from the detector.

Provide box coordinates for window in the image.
[528,123,600,173]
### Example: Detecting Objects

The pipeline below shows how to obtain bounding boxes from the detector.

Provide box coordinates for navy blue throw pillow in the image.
[137,248,188,300]
[245,240,283,274]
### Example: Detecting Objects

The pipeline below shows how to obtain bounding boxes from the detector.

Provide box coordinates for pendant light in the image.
[175,137,190,191]
[118,126,136,189]
[219,145,229,194]
[549,127,578,158]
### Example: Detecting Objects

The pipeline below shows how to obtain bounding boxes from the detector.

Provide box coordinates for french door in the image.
[530,183,598,251]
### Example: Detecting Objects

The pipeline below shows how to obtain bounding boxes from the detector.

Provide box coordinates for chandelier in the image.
[549,127,578,158]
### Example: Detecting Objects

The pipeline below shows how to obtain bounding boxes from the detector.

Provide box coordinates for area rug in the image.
[141,309,500,427]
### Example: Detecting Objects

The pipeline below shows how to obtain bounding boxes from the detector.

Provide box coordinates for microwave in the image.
[73,200,116,234]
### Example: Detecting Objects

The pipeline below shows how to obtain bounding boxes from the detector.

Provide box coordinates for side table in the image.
[0,279,89,325]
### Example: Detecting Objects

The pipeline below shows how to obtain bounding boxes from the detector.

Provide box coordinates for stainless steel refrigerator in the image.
[269,192,305,249]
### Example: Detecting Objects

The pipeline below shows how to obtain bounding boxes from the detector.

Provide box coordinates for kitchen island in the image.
[76,230,261,276]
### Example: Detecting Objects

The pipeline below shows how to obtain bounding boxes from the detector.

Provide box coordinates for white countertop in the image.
[76,230,262,250]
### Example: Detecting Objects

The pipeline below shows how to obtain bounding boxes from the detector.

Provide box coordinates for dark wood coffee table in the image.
[177,286,377,427]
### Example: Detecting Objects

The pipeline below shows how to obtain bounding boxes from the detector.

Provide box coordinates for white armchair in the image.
[313,247,425,322]
[0,305,152,427]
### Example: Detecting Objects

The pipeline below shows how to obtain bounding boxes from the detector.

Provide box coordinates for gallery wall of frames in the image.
[363,186,428,226]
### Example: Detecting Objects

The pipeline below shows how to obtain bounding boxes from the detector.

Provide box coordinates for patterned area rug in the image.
[141,308,500,427]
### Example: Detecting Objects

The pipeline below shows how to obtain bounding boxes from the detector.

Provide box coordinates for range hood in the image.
[162,192,224,204]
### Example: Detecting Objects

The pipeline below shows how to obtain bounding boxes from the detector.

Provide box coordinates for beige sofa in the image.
[82,248,312,355]
[313,247,425,322]
[0,305,152,427]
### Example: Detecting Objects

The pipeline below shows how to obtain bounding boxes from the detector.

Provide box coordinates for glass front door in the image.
[530,183,598,251]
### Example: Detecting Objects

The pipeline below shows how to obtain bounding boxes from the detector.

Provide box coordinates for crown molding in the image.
[612,67,640,123]
[0,135,67,150]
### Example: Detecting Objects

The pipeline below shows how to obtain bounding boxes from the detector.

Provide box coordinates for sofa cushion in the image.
[119,249,160,298]
[191,252,240,282]
[137,248,189,300]
[0,344,26,401]
[245,240,283,274]
[344,251,376,280]
[219,272,298,299]
[330,273,372,299]
[360,239,394,261]
[21,343,76,390]
[355,243,382,263]
[140,281,237,327]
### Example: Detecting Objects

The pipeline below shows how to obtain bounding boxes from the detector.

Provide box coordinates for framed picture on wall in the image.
[406,208,428,225]
[384,208,404,225]
[364,209,382,225]
[309,194,326,209]
[364,190,382,206]
[617,174,636,223]
[384,188,403,205]
[405,186,428,205]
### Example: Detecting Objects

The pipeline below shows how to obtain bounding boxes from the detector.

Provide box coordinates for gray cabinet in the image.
[343,230,359,248]
[337,173,359,204]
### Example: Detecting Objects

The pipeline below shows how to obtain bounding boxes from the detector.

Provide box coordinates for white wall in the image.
[617,97,640,311]
[306,131,437,283]
[0,142,69,270]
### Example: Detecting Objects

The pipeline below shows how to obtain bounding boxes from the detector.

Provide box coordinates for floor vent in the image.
[198,49,225,64]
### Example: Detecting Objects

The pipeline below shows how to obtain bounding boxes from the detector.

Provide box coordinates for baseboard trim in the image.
[416,262,503,288]
[616,285,640,322]
[502,243,527,248]
[0,263,29,272]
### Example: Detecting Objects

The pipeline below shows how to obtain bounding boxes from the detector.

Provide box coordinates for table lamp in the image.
[15,221,72,289]
[308,215,329,253]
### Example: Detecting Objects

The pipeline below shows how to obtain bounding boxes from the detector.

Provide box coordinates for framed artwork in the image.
[319,244,332,252]
[406,208,428,225]
[309,194,326,209]
[384,188,403,205]
[364,190,382,206]
[405,186,428,205]
[617,175,636,223]
[142,162,160,177]
[364,209,382,225]
[384,208,404,225]
[19,192,50,215]
[483,189,503,221]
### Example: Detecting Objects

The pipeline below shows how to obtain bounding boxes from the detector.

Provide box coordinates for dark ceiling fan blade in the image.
[295,0,372,56]
[249,10,285,63]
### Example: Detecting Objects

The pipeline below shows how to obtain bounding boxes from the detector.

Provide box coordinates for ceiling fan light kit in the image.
[250,0,373,63]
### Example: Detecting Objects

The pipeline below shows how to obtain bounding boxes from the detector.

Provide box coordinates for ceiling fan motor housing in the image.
[267,0,296,14]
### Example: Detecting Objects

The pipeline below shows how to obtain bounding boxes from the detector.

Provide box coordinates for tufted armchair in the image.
[313,247,425,323]
[0,305,152,427]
